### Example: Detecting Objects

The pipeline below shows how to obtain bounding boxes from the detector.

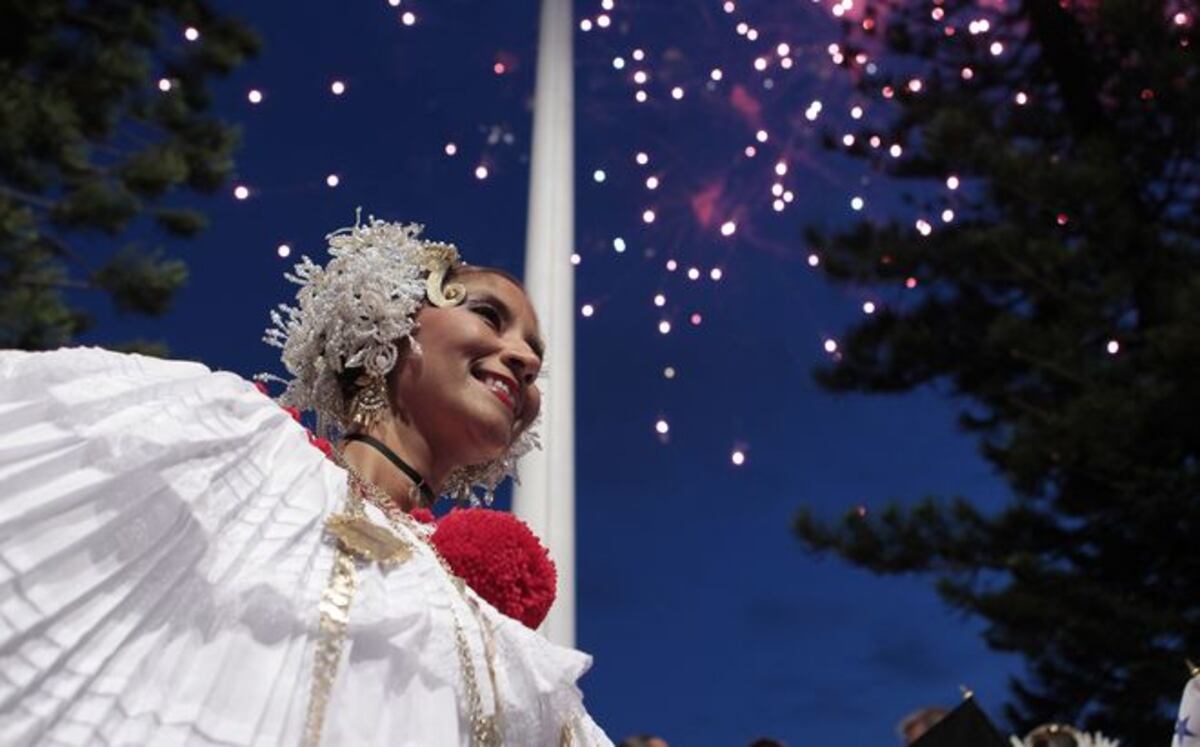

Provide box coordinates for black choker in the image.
[341,433,437,506]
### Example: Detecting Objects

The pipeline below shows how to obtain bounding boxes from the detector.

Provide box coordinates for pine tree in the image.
[0,0,260,350]
[794,0,1199,740]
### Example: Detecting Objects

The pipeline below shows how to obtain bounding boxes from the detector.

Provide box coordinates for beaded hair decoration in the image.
[261,214,540,505]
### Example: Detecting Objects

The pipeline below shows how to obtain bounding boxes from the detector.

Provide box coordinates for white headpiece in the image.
[262,214,540,505]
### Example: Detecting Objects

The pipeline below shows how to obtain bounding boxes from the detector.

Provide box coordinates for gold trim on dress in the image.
[303,472,415,747]
[304,461,508,746]
[326,513,412,566]
[302,542,360,747]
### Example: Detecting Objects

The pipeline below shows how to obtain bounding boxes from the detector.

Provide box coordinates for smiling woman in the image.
[344,266,546,512]
[0,217,611,746]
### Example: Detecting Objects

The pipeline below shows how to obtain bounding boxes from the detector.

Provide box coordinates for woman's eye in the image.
[473,304,501,327]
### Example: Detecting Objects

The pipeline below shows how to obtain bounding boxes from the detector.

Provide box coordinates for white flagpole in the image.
[515,0,576,647]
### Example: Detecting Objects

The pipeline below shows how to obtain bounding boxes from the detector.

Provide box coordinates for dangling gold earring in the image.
[348,374,389,428]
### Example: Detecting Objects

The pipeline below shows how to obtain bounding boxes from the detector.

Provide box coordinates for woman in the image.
[0,217,611,745]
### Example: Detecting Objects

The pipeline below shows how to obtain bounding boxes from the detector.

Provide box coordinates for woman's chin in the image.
[438,398,517,468]
[473,401,520,448]
[458,427,512,466]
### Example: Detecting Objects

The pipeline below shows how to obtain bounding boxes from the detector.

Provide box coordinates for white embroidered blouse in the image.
[0,347,610,746]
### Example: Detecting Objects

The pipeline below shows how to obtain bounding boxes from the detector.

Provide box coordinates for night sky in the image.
[77,1,1025,743]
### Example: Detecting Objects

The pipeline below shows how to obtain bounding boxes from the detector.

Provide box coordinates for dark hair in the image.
[451,263,525,289]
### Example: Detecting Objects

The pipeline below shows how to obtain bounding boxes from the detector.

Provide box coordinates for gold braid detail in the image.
[302,541,359,747]
[307,455,504,746]
[345,465,503,746]
[303,477,412,746]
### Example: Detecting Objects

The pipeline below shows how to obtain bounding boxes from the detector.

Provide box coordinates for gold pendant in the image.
[326,513,412,566]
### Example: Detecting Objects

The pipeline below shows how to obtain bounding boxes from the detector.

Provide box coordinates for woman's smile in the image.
[473,368,521,416]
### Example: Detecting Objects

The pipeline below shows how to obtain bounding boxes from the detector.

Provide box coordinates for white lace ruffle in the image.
[0,347,609,746]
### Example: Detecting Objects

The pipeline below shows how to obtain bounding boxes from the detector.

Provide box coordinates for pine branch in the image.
[0,185,54,210]
[10,277,92,291]
[1006,348,1086,388]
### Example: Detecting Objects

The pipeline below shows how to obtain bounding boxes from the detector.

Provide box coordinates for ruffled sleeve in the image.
[0,347,611,746]
[0,347,344,745]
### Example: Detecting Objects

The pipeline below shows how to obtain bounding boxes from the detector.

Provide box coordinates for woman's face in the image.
[392,270,544,473]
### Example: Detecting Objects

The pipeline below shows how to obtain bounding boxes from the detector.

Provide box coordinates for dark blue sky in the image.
[80,1,1023,743]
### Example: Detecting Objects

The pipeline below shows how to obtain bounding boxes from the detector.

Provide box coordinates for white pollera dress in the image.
[0,347,610,746]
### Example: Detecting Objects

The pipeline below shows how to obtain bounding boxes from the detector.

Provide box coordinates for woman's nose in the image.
[502,344,540,385]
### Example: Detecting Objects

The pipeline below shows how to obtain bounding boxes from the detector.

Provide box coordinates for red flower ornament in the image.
[307,433,334,458]
[431,508,557,629]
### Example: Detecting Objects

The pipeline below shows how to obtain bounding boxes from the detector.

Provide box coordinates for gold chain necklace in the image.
[303,460,502,746]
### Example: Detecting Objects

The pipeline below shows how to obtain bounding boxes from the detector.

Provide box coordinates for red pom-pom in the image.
[431,509,557,629]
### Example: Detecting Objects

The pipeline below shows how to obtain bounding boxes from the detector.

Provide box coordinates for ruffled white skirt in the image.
[0,347,610,746]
